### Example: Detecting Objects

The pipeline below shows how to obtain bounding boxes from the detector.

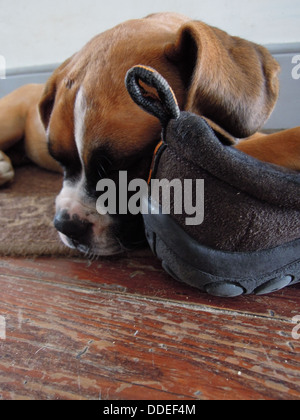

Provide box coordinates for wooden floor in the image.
[0,253,299,400]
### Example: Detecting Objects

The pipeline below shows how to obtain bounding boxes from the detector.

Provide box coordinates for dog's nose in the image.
[54,210,92,240]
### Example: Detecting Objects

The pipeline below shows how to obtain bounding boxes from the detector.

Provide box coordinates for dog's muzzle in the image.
[54,208,147,255]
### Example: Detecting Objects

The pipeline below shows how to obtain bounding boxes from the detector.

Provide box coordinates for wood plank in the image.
[0,256,299,319]
[0,259,299,400]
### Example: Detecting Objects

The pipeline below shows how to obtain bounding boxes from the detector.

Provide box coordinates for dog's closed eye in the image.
[97,157,112,179]
[84,151,114,193]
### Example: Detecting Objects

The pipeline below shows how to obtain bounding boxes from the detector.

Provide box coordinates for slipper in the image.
[125,65,300,297]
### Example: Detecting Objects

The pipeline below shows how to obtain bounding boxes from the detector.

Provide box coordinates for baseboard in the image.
[0,64,58,99]
[264,44,300,130]
[0,44,299,130]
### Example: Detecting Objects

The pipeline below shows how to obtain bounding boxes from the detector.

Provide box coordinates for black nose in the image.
[54,210,92,241]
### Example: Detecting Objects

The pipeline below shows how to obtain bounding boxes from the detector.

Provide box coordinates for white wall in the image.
[0,0,300,70]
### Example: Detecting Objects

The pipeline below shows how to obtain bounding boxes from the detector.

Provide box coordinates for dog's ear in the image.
[39,76,57,130]
[39,56,74,130]
[165,21,280,138]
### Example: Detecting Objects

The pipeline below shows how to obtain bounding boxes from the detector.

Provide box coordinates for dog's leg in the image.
[0,84,43,185]
[0,84,61,186]
[0,151,14,186]
[235,127,300,171]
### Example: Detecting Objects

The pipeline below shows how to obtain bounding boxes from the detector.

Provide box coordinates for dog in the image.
[0,12,299,256]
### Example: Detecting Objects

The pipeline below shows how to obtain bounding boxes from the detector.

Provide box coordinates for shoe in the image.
[125,66,300,297]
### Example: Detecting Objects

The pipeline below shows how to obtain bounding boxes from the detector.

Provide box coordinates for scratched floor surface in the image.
[0,254,299,400]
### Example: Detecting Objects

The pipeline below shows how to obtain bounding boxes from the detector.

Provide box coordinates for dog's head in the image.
[39,12,280,256]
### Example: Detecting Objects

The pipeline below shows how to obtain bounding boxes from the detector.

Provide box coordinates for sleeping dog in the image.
[0,12,299,256]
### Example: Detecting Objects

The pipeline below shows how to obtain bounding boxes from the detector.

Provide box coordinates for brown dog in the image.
[0,12,299,256]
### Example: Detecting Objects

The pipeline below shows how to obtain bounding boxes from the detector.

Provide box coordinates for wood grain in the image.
[0,256,299,400]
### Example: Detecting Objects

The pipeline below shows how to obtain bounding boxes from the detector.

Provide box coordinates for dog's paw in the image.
[0,151,14,186]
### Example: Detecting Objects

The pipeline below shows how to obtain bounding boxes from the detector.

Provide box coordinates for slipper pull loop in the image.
[125,65,180,127]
